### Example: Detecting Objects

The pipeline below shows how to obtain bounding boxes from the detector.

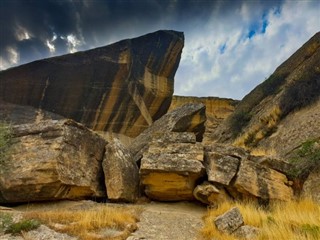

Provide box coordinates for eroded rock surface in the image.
[0,30,184,138]
[139,132,205,201]
[129,103,206,160]
[232,159,293,201]
[214,207,244,234]
[103,139,139,202]
[0,120,106,203]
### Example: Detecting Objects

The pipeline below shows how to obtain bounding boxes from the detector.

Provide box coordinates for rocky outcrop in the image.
[103,139,139,202]
[202,144,293,204]
[0,120,106,203]
[232,159,293,201]
[169,96,238,143]
[212,32,320,158]
[0,30,184,138]
[129,103,206,161]
[139,132,205,201]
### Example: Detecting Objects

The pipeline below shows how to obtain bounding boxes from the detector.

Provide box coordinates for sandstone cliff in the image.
[0,30,184,137]
[213,32,320,159]
[169,96,238,143]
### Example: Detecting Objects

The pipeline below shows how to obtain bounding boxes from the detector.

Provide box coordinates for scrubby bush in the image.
[0,121,12,164]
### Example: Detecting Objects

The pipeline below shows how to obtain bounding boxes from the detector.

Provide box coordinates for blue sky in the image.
[0,0,319,99]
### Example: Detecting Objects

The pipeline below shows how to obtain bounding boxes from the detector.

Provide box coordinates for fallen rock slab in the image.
[103,139,139,202]
[129,103,206,161]
[193,181,230,206]
[140,132,205,201]
[232,159,293,201]
[0,119,106,203]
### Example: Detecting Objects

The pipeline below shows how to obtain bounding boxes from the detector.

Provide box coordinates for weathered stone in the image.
[169,96,239,143]
[205,152,240,185]
[204,143,249,160]
[103,139,139,202]
[301,165,320,203]
[232,159,293,201]
[193,181,230,206]
[0,119,106,203]
[214,207,244,234]
[140,132,205,201]
[0,30,184,138]
[233,225,260,240]
[129,103,206,161]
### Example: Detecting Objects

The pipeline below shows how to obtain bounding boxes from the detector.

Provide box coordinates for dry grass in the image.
[200,198,320,240]
[23,205,142,240]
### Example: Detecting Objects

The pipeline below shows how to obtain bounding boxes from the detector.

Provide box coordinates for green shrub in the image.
[5,219,41,235]
[229,111,252,138]
[0,121,12,164]
[0,213,13,232]
[288,139,320,178]
[280,67,320,117]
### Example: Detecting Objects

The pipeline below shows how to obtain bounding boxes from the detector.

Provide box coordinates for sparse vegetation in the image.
[0,121,12,164]
[0,212,40,235]
[280,67,320,117]
[200,198,320,240]
[288,139,320,179]
[23,205,141,240]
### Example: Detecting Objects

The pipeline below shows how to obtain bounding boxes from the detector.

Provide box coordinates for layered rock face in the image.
[0,30,184,137]
[212,32,320,158]
[169,96,238,143]
[0,120,106,203]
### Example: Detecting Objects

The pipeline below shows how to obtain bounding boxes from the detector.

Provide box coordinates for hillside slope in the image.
[212,32,320,158]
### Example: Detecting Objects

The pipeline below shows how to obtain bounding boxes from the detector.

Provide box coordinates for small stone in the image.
[214,207,244,234]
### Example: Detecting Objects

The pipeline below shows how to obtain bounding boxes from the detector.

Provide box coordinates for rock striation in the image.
[0,30,184,138]
[0,119,106,203]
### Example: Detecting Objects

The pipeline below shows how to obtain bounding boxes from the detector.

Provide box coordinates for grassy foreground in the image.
[23,205,141,240]
[200,198,320,240]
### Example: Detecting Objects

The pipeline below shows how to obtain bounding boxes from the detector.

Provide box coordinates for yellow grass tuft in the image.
[200,198,320,240]
[24,205,141,240]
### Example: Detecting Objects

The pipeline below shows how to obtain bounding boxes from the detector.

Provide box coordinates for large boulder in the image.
[0,119,106,203]
[139,132,205,201]
[129,103,206,161]
[102,139,139,202]
[0,30,184,138]
[231,159,293,201]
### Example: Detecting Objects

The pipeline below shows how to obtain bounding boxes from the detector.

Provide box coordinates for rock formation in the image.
[139,132,205,201]
[169,96,238,143]
[129,103,206,161]
[0,30,184,138]
[212,32,320,158]
[103,139,139,202]
[0,120,106,203]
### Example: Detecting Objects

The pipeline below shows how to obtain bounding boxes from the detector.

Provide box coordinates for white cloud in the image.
[15,24,32,41]
[174,0,320,99]
[7,46,19,64]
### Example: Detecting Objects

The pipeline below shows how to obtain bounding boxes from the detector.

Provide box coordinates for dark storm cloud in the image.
[0,0,231,68]
[1,0,319,99]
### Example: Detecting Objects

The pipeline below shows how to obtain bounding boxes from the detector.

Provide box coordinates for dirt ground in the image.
[0,200,206,240]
